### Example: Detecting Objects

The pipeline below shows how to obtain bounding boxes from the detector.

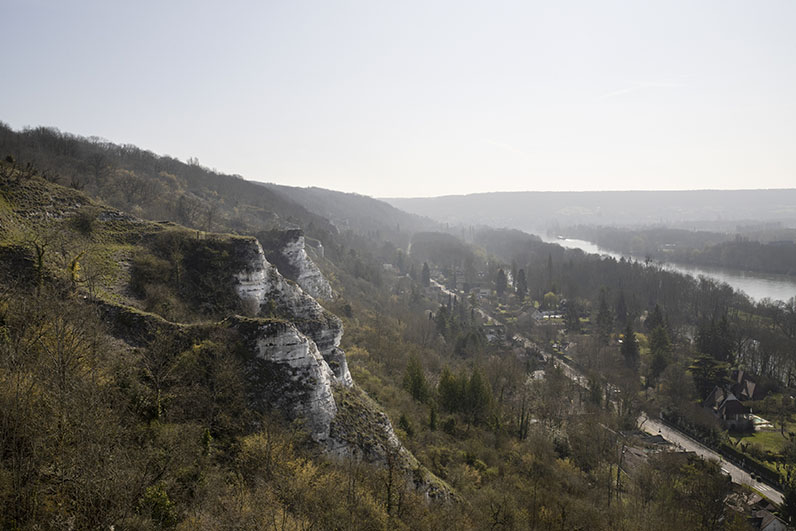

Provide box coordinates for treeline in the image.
[0,122,337,240]
[675,240,796,276]
[562,224,796,276]
[476,226,796,386]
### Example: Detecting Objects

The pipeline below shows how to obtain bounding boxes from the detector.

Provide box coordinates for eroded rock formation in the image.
[234,238,351,386]
[258,228,334,300]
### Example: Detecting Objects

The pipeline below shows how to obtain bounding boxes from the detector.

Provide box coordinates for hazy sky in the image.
[2,0,795,197]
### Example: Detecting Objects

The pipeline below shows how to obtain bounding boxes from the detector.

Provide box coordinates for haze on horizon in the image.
[2,0,795,198]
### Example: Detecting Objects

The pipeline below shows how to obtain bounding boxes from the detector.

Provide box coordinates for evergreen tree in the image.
[438,367,465,412]
[649,325,672,380]
[650,351,668,381]
[464,368,492,425]
[645,304,664,332]
[435,305,449,339]
[715,315,734,362]
[402,354,430,403]
[511,260,518,289]
[565,302,581,333]
[496,268,507,297]
[595,288,613,345]
[696,316,734,362]
[421,262,430,287]
[454,329,484,358]
[688,355,729,399]
[620,321,640,370]
[649,325,671,356]
[515,268,528,300]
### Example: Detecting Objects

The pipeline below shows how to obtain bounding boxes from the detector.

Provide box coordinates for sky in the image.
[2,0,795,198]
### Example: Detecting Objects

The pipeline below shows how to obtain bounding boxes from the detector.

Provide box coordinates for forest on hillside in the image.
[2,126,796,529]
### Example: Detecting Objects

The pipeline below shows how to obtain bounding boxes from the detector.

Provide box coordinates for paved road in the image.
[639,414,784,505]
[432,279,787,505]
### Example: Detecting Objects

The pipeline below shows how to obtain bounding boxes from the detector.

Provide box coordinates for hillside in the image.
[4,127,796,529]
[387,189,796,232]
[0,164,451,529]
[0,123,443,249]
[0,123,337,238]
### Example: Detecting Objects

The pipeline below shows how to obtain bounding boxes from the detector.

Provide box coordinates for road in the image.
[639,414,784,505]
[429,279,785,504]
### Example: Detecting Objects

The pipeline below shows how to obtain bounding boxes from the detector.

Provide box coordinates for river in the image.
[537,235,796,303]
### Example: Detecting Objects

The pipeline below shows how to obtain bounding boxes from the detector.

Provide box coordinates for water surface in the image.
[538,235,796,303]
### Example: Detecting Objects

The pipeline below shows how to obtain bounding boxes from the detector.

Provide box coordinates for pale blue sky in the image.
[2,0,795,197]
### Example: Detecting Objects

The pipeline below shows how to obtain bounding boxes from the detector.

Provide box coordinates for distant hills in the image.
[386,189,796,232]
[261,183,440,245]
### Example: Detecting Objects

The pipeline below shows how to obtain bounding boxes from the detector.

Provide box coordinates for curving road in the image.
[638,414,784,505]
[429,279,786,505]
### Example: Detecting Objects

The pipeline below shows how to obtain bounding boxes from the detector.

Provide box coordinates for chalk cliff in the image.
[228,316,338,442]
[258,228,335,300]
[234,238,351,387]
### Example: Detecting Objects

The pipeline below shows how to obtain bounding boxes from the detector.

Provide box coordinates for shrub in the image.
[71,206,99,234]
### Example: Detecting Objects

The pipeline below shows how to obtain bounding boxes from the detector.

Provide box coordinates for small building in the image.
[748,509,788,531]
[731,370,764,402]
[529,309,544,321]
[483,323,506,343]
[703,386,753,431]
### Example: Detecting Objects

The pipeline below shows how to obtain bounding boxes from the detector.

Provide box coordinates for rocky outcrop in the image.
[228,239,454,498]
[257,229,334,300]
[234,238,352,387]
[228,316,338,441]
[96,301,340,443]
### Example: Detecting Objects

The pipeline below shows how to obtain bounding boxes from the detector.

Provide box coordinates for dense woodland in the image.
[2,124,796,529]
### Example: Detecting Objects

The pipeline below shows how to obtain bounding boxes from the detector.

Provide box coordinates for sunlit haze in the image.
[2,0,795,197]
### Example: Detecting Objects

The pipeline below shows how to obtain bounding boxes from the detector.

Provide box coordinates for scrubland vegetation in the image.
[2,125,795,529]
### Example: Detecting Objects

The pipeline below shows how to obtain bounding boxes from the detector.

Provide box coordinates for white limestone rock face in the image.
[257,229,334,300]
[280,231,334,300]
[230,238,449,498]
[234,238,352,387]
[229,317,337,441]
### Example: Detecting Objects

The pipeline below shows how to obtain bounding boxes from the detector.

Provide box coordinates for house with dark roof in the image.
[703,386,753,431]
[731,370,764,402]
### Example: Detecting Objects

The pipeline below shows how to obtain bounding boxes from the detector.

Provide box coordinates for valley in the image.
[2,126,796,529]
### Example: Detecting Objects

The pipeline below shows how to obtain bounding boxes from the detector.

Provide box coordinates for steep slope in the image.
[0,166,449,500]
[233,237,350,385]
[257,228,335,300]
